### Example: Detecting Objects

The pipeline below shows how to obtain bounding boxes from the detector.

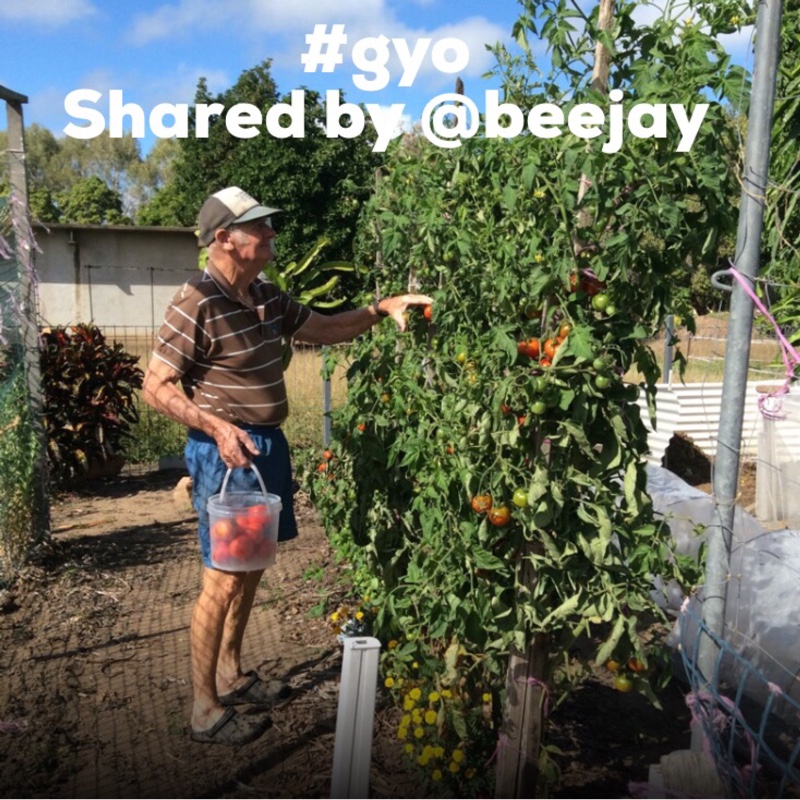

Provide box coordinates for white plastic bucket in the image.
[207,463,282,571]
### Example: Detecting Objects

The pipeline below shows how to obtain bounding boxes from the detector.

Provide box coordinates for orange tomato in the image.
[211,518,237,542]
[488,506,511,527]
[423,304,433,321]
[471,495,492,514]
[627,657,647,673]
[543,338,557,359]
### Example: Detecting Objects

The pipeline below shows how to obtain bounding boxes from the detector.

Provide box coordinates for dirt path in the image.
[0,469,699,799]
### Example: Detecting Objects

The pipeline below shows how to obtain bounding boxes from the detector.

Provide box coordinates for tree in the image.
[130,137,181,223]
[55,176,127,224]
[1,127,143,223]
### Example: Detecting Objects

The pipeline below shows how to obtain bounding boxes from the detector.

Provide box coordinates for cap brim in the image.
[234,205,282,224]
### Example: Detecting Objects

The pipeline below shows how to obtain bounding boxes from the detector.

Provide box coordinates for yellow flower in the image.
[417,753,430,766]
[412,710,422,724]
[397,726,408,740]
[384,677,395,688]
[330,611,339,622]
[409,688,422,701]
[441,689,452,699]
[388,639,398,650]
[424,710,437,725]
[482,692,491,703]
[401,714,411,727]
[449,761,460,773]
[434,746,444,758]
[414,727,424,739]
[534,254,544,263]
[356,611,364,621]
[428,691,440,703]
[432,770,443,782]
[403,697,415,711]
[412,661,419,669]
[534,190,545,199]
[404,743,414,754]
[730,15,740,24]
[452,749,464,763]
[422,745,435,758]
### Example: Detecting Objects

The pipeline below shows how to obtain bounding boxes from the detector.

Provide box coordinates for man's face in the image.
[228,217,277,263]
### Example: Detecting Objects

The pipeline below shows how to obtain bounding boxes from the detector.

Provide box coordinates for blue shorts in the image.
[185,425,299,569]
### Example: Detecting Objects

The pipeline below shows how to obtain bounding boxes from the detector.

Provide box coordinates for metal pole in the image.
[663,314,674,385]
[323,346,332,447]
[698,0,783,685]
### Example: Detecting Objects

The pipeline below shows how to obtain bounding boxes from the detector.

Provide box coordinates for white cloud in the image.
[0,0,96,25]
[127,0,510,82]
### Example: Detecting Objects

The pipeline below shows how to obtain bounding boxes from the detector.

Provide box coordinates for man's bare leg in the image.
[216,569,263,693]
[190,567,246,732]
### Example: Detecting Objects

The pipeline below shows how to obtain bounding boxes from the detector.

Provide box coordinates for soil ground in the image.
[0,446,754,800]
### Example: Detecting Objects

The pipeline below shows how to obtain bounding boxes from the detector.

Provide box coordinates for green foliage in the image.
[124,398,187,465]
[307,1,746,791]
[40,324,143,486]
[0,362,40,583]
[55,176,128,224]
[761,1,800,293]
[263,236,355,310]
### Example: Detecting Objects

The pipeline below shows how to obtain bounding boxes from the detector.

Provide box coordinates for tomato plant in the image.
[307,0,743,792]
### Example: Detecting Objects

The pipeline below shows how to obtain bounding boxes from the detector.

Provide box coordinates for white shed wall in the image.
[32,223,198,328]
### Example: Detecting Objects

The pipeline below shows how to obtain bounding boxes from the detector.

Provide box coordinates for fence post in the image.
[699,0,783,686]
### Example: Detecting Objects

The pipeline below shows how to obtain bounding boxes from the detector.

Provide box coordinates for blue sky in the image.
[0,0,754,155]
[0,0,521,150]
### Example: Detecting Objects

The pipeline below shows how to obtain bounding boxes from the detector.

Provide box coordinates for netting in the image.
[0,192,47,584]
[662,267,800,799]
[680,598,800,798]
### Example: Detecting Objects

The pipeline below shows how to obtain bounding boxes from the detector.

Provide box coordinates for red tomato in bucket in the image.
[212,540,231,565]
[229,535,255,562]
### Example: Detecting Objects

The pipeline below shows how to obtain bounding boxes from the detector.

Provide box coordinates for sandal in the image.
[190,707,271,746]
[219,670,292,708]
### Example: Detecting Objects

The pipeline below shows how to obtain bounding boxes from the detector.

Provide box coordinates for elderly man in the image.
[143,186,431,745]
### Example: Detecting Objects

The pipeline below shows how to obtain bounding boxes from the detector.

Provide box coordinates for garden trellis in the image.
[0,85,49,583]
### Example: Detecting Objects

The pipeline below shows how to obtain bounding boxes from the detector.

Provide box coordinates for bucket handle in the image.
[219,461,269,502]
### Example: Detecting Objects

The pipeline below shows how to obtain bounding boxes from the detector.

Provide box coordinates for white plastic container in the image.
[207,463,282,571]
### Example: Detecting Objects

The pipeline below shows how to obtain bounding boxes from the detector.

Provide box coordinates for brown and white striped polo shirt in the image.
[152,261,312,426]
